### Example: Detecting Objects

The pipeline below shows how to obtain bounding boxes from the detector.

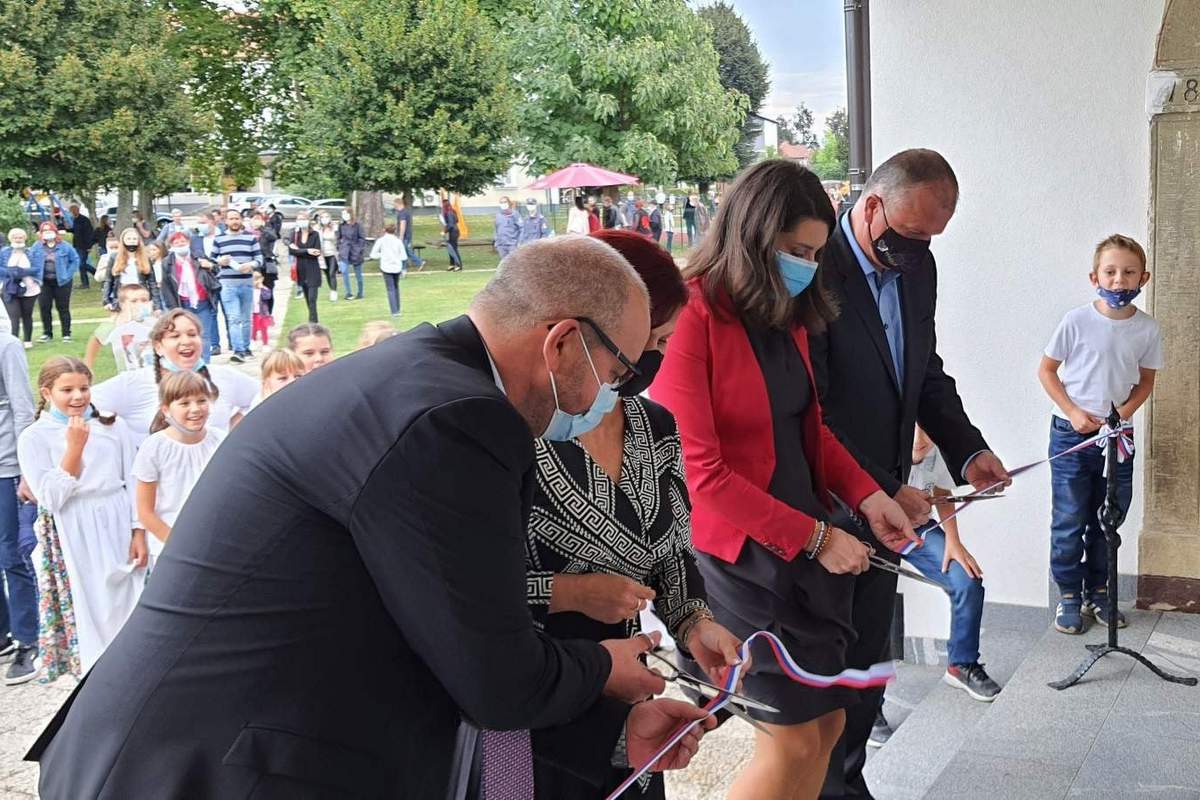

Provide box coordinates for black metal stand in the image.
[1049,405,1198,690]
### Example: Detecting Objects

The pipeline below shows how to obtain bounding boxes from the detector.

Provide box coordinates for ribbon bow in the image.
[1097,420,1134,462]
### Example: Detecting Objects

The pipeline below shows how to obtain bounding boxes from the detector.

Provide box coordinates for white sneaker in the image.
[329,290,338,302]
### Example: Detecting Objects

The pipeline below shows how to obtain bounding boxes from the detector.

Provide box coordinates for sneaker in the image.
[944,662,1002,702]
[867,710,893,748]
[0,636,16,661]
[4,644,38,685]
[229,353,244,364]
[329,290,338,302]
[22,342,31,350]
[38,334,51,343]
[1055,593,1085,634]
[1083,591,1128,628]
[239,351,255,361]
[211,346,222,357]
[62,334,71,342]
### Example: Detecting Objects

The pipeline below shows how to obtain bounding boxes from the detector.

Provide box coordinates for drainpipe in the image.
[844,0,872,203]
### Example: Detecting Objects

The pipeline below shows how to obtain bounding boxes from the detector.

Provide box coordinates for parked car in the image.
[308,198,348,216]
[230,193,269,215]
[102,206,173,228]
[260,194,314,220]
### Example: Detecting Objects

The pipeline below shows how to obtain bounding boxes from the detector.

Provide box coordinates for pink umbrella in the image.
[527,163,640,189]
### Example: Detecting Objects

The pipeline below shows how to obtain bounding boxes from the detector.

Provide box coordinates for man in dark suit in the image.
[809,149,1010,799]
[67,203,94,288]
[28,236,713,799]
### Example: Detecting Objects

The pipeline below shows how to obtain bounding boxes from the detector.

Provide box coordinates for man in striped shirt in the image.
[212,209,262,363]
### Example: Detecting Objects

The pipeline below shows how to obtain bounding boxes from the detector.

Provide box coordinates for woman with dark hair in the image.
[654,160,916,799]
[567,195,591,235]
[524,228,742,800]
[336,209,366,300]
[439,198,463,271]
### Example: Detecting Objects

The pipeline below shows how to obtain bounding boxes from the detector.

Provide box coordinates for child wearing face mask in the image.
[133,372,224,576]
[251,272,273,348]
[1038,234,1162,636]
[94,233,120,282]
[85,284,154,373]
[1,227,41,348]
[17,357,145,678]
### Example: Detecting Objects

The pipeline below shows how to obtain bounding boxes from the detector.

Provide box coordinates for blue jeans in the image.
[189,299,218,362]
[219,279,253,354]
[382,273,401,316]
[0,477,38,645]
[903,526,985,665]
[403,240,424,267]
[340,260,363,298]
[1049,416,1133,596]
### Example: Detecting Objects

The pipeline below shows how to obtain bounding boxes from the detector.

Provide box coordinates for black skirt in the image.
[696,540,860,726]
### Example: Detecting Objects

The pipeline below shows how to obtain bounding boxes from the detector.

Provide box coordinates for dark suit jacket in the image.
[29,316,623,799]
[808,215,987,497]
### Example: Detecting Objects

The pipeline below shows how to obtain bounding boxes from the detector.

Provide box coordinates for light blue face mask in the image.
[160,355,209,373]
[542,330,619,441]
[777,251,818,296]
[48,405,94,424]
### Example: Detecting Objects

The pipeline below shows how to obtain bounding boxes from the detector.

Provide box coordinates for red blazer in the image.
[653,280,880,564]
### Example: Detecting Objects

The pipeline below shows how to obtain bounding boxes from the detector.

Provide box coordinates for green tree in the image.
[275,0,518,211]
[0,192,28,237]
[698,1,769,169]
[506,0,746,184]
[811,107,848,180]
[778,102,818,149]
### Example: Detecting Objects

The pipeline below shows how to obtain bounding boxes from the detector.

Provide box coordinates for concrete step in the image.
[921,606,1200,799]
[863,603,1052,800]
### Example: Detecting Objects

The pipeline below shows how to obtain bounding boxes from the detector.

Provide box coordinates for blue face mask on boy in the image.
[777,251,818,296]
[542,330,619,441]
[1096,286,1141,309]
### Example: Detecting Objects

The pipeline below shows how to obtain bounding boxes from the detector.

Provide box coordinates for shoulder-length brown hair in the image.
[683,160,838,332]
[113,227,152,276]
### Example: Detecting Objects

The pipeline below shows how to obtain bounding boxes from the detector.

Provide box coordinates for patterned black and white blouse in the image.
[525,396,708,643]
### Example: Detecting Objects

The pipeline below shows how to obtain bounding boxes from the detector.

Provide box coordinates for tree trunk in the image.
[355,190,385,239]
[137,188,154,232]
[116,187,134,232]
[82,189,97,222]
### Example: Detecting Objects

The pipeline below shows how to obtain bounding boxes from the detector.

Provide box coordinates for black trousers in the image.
[323,256,338,287]
[39,277,72,338]
[820,557,899,799]
[262,269,277,315]
[298,281,319,323]
[5,296,36,342]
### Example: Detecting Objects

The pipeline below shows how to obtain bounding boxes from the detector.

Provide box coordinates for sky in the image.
[712,0,848,139]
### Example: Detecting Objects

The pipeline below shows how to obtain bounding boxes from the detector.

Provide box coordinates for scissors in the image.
[867,553,948,592]
[935,492,1005,504]
[640,648,779,735]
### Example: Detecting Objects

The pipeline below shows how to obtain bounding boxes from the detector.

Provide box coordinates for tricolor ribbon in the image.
[898,424,1133,549]
[604,631,896,800]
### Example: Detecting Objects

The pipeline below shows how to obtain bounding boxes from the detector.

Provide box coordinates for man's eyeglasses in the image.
[575,317,641,388]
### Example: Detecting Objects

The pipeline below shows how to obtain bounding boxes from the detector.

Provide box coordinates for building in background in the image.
[779,141,813,167]
[870,0,1200,650]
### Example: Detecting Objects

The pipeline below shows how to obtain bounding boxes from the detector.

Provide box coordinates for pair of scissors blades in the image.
[641,649,779,736]
[937,492,1004,504]
[868,554,947,592]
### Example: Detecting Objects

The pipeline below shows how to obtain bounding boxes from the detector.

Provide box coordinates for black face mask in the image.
[870,202,930,274]
[123,242,140,253]
[618,350,664,397]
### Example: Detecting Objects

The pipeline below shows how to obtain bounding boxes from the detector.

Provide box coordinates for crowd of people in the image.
[566,190,715,254]
[0,150,1161,800]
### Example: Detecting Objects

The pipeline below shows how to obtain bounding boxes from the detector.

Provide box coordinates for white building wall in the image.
[870,0,1166,630]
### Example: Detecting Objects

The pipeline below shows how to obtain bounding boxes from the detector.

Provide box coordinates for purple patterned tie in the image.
[480,729,535,800]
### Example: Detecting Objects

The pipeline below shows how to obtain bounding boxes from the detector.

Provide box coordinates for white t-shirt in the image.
[1044,303,1164,418]
[131,428,225,556]
[908,448,958,496]
[98,320,153,372]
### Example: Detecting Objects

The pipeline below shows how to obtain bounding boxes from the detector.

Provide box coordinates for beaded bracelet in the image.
[806,521,830,560]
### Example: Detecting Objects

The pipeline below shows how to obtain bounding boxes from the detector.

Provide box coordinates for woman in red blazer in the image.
[653,161,916,799]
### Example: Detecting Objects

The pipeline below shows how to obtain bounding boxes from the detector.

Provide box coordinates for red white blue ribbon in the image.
[901,424,1132,546]
[604,631,896,799]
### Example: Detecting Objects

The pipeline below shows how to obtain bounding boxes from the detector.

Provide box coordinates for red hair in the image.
[590,229,686,329]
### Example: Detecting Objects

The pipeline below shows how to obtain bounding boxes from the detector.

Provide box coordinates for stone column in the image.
[1141,0,1200,611]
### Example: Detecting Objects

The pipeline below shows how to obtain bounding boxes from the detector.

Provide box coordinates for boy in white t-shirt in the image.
[1038,234,1163,636]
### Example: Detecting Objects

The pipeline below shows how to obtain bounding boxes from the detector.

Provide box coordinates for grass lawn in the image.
[18,282,123,389]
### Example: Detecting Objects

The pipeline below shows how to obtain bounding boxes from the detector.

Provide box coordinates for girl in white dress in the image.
[133,372,225,574]
[91,308,258,448]
[17,357,146,674]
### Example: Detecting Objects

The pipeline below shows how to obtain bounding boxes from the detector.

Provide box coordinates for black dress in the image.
[526,396,708,799]
[693,323,859,725]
